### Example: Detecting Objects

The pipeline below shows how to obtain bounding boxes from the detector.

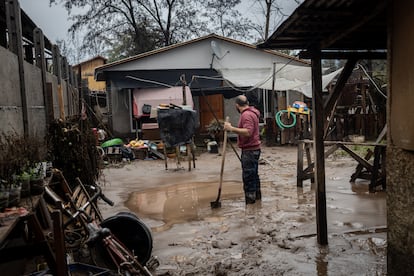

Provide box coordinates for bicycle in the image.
[45,179,155,275]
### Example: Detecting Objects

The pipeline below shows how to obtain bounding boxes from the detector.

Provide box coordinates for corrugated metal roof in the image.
[259,0,387,51]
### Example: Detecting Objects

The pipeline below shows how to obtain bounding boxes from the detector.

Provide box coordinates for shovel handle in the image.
[219,117,229,188]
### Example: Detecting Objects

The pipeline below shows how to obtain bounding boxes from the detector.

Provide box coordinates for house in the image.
[73,56,107,93]
[94,34,314,140]
[259,0,414,274]
[73,56,108,126]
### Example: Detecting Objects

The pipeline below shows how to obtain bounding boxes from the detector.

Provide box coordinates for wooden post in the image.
[52,45,65,120]
[163,144,168,170]
[370,146,382,193]
[51,210,68,276]
[277,91,287,144]
[361,83,367,137]
[6,0,29,137]
[187,143,191,171]
[323,58,358,139]
[0,17,6,48]
[266,63,277,146]
[311,49,328,245]
[34,28,54,126]
[297,140,304,187]
[181,74,187,105]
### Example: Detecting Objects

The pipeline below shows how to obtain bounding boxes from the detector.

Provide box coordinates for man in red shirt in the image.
[224,95,261,204]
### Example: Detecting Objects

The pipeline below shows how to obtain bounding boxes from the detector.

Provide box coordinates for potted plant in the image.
[206,119,224,142]
[29,165,44,195]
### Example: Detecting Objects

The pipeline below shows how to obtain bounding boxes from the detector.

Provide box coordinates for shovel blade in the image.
[210,201,221,208]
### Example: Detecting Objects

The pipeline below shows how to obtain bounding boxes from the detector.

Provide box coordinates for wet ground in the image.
[98,145,387,275]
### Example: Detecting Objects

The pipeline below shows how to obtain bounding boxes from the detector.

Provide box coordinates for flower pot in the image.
[19,172,31,197]
[30,177,44,195]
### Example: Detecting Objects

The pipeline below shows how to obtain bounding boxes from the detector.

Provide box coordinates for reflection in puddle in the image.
[316,246,329,276]
[126,181,244,232]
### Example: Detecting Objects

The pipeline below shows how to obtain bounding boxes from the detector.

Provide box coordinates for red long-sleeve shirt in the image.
[237,106,261,151]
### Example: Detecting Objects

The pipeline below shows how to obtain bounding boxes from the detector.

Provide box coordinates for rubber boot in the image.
[256,190,262,200]
[245,192,256,204]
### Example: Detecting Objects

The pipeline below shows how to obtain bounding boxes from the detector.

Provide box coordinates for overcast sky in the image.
[20,0,300,44]
[20,0,75,43]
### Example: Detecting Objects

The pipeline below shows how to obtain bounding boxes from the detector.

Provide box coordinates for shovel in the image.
[211,116,229,209]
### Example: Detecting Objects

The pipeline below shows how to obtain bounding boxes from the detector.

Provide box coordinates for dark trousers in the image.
[241,149,261,194]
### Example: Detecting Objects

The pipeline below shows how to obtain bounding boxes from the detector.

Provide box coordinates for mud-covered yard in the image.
[98,145,386,275]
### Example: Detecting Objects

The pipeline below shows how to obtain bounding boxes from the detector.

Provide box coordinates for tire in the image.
[92,212,153,269]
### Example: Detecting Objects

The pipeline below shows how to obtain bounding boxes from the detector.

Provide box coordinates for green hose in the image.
[275,110,296,129]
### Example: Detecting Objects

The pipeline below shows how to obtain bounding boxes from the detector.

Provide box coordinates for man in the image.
[224,95,261,204]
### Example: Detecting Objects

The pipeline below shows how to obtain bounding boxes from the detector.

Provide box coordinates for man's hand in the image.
[223,121,232,132]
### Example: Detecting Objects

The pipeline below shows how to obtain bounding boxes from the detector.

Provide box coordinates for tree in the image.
[201,0,257,42]
[51,0,256,61]
[249,0,303,42]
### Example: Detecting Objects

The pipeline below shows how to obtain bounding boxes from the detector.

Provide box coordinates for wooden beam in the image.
[339,144,373,171]
[311,49,328,245]
[323,58,358,138]
[299,51,387,60]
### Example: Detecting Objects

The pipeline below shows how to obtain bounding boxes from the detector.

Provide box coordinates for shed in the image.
[94,34,314,139]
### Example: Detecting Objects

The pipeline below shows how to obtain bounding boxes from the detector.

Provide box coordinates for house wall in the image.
[388,1,414,274]
[74,58,106,92]
[106,38,307,72]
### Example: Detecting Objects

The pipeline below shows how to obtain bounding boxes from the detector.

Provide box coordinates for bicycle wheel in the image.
[92,212,153,268]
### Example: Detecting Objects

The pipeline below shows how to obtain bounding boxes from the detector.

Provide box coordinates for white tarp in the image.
[295,67,344,98]
[217,66,343,98]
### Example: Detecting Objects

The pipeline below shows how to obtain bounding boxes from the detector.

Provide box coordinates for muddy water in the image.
[126,175,386,237]
[102,147,387,275]
[126,180,244,232]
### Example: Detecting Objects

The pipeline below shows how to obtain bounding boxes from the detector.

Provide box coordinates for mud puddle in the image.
[126,180,245,232]
[101,147,387,275]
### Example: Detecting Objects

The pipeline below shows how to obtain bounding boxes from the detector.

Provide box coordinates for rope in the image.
[275,110,296,129]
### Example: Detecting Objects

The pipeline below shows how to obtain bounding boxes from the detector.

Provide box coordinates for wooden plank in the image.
[51,210,68,276]
[303,139,386,147]
[370,146,384,193]
[339,144,373,171]
[76,193,87,207]
[72,186,82,201]
[350,149,373,182]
